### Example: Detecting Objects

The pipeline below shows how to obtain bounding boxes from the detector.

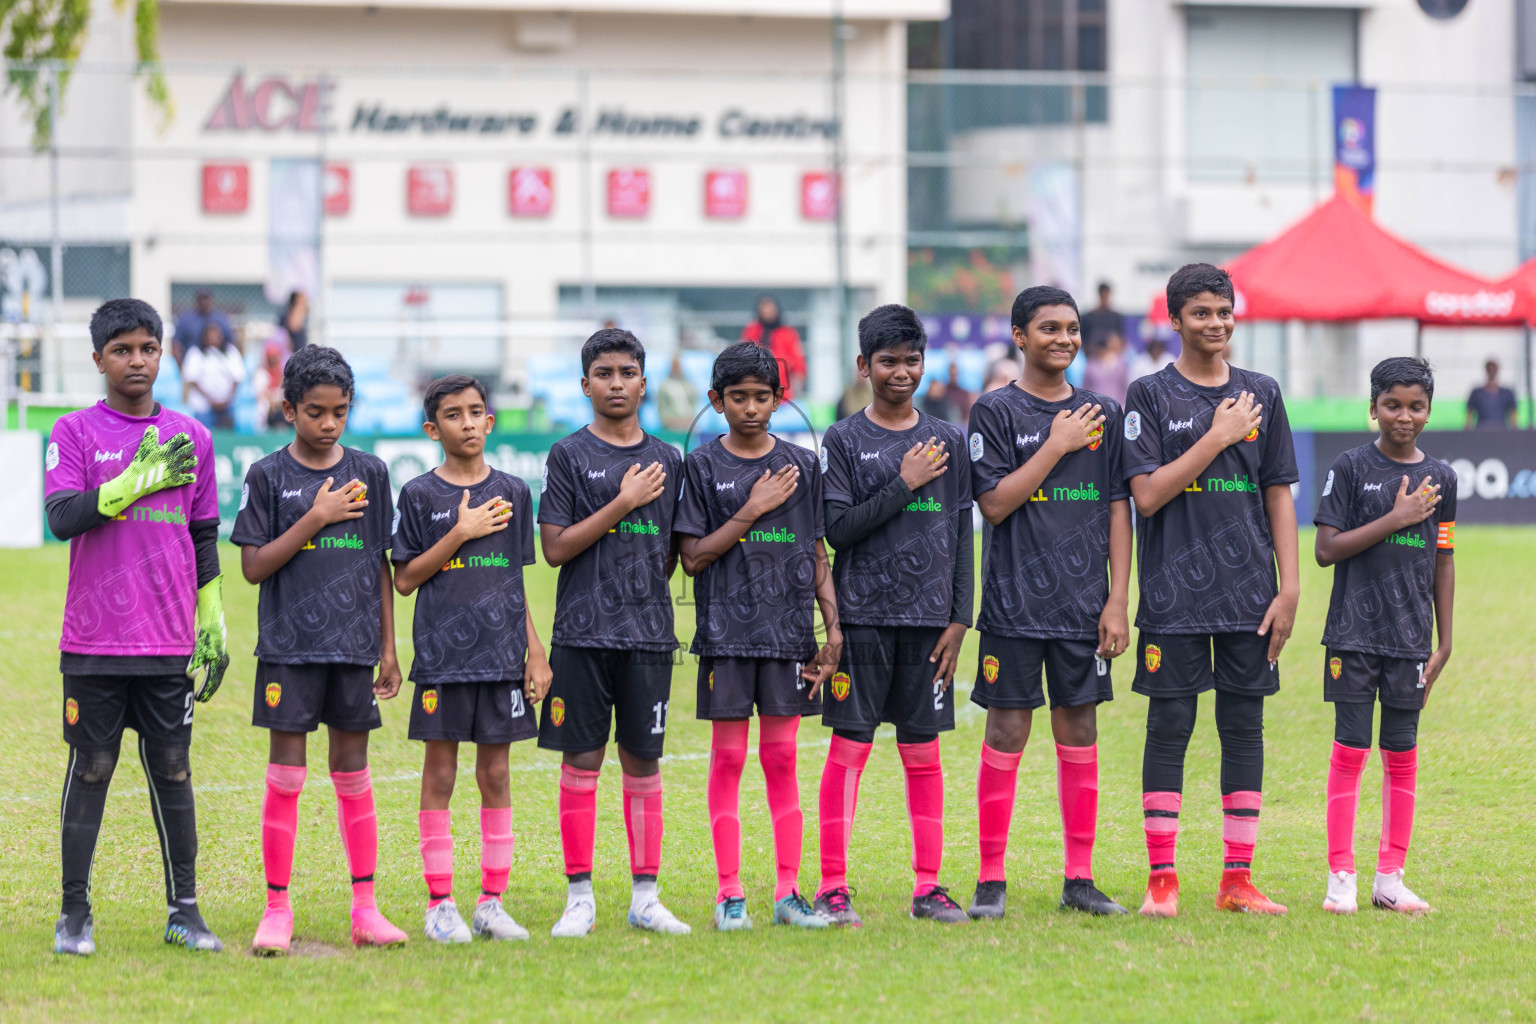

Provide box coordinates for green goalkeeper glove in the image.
[189,575,229,703]
[97,426,197,518]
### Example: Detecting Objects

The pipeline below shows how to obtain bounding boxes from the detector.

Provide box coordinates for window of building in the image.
[909,0,1108,73]
[1185,5,1358,184]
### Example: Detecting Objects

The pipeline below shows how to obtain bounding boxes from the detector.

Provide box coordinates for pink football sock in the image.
[479,807,513,903]
[1221,790,1263,867]
[1379,747,1418,874]
[1057,743,1099,880]
[758,716,803,901]
[708,720,750,901]
[817,735,872,897]
[558,765,600,878]
[418,809,453,907]
[331,768,380,911]
[622,772,664,878]
[976,743,1022,883]
[261,764,306,912]
[898,739,945,897]
[1326,742,1370,874]
[1142,791,1182,871]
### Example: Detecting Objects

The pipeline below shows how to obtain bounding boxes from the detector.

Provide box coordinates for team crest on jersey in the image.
[46,441,60,471]
[708,670,715,692]
[239,482,250,511]
[551,696,566,726]
[830,672,851,701]
[541,462,549,495]
[1329,657,1342,681]
[392,506,402,536]
[818,446,829,473]
[1322,470,1335,497]
[1244,426,1259,442]
[982,655,999,684]
[1124,411,1142,441]
[1144,644,1162,673]
[64,697,79,725]
[422,689,439,714]
[265,682,282,707]
[969,432,984,462]
[1087,421,1104,451]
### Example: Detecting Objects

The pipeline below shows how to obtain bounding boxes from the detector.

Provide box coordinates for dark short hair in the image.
[282,344,355,408]
[423,373,488,423]
[89,298,162,353]
[712,340,781,394]
[1370,357,1435,405]
[858,303,927,361]
[1167,263,1234,320]
[1011,286,1079,333]
[581,328,646,375]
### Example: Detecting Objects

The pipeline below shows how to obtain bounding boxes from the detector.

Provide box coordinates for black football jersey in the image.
[1315,443,1456,659]
[1122,364,1299,634]
[393,468,536,683]
[675,436,824,660]
[230,446,393,665]
[536,427,683,652]
[820,410,971,628]
[968,384,1128,640]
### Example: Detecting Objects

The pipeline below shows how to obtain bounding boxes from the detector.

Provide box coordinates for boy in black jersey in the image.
[1123,264,1300,917]
[233,346,407,953]
[392,376,551,943]
[535,329,689,937]
[966,286,1131,920]
[676,342,839,932]
[814,305,973,927]
[1316,357,1454,916]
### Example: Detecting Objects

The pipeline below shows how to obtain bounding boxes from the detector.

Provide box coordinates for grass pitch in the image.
[1,528,1534,1022]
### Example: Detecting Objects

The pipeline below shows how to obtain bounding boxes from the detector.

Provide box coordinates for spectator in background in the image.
[740,294,807,400]
[1466,358,1519,429]
[1083,330,1130,406]
[1129,334,1174,381]
[836,375,872,420]
[924,350,974,426]
[1080,281,1123,351]
[183,321,246,430]
[983,357,1020,393]
[172,289,233,364]
[657,352,699,432]
[257,324,295,429]
[281,290,309,351]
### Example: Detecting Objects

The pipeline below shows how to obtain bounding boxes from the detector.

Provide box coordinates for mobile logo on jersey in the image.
[830,672,851,701]
[1087,421,1104,451]
[1145,644,1162,673]
[265,682,282,707]
[422,689,439,714]
[1329,657,1342,680]
[550,696,566,726]
[64,697,79,725]
[982,655,999,684]
[969,432,984,462]
[1124,412,1141,441]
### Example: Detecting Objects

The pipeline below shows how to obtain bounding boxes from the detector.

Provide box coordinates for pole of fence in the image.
[578,69,596,320]
[1526,324,1533,429]
[48,64,64,397]
[831,0,851,394]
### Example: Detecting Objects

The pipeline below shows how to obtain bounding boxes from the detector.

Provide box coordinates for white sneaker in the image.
[628,895,691,935]
[424,900,472,944]
[1372,869,1430,914]
[1323,870,1358,914]
[551,895,597,938]
[471,897,529,941]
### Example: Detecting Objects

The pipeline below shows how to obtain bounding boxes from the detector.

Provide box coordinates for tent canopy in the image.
[1494,258,1536,325]
[1147,197,1526,327]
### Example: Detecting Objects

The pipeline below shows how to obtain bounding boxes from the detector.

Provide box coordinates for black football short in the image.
[822,625,954,735]
[1324,649,1426,710]
[537,645,675,760]
[1131,631,1278,699]
[969,632,1113,711]
[62,674,194,750]
[252,661,382,733]
[409,681,539,744]
[697,656,820,720]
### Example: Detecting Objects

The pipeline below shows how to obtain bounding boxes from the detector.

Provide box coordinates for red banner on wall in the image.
[408,165,454,217]
[704,169,747,219]
[509,167,554,217]
[607,167,651,218]
[323,163,351,217]
[202,162,249,214]
[801,171,838,221]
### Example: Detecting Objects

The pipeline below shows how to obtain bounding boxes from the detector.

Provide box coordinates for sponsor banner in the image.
[1332,84,1376,214]
[1303,430,1536,526]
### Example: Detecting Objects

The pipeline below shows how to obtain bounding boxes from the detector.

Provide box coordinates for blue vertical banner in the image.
[1332,84,1377,214]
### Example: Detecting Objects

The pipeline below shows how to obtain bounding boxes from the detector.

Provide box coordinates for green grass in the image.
[2,530,1534,1022]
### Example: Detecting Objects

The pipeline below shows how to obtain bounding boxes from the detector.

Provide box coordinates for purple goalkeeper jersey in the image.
[44,401,218,658]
